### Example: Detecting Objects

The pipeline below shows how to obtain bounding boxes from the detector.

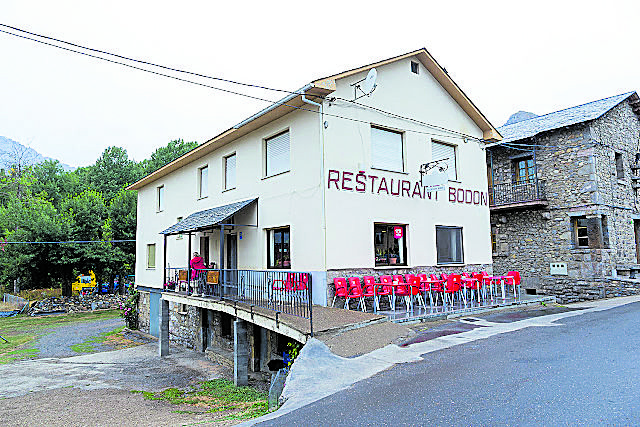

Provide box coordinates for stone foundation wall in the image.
[138,291,150,334]
[538,276,640,304]
[28,294,127,316]
[169,302,200,350]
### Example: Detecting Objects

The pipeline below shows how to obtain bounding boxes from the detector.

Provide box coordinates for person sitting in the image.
[190,252,206,294]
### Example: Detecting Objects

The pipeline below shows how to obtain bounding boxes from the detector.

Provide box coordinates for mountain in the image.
[0,136,75,171]
[503,111,539,126]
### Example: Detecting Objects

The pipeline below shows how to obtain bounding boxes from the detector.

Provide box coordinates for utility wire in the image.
[0,239,135,244]
[0,23,298,96]
[0,27,482,142]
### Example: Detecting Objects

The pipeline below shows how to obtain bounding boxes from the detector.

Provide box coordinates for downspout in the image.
[301,91,326,309]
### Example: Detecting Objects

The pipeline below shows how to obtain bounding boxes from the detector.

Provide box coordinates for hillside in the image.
[0,136,75,171]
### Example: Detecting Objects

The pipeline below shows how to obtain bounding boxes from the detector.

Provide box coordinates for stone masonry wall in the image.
[490,99,640,302]
[539,276,640,304]
[138,291,150,334]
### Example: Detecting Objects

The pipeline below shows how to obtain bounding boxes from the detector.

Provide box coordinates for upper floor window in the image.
[225,154,236,190]
[436,226,463,264]
[615,152,624,179]
[176,217,183,240]
[265,130,290,177]
[432,141,457,180]
[575,217,589,247]
[410,61,419,74]
[513,157,535,183]
[198,165,208,198]
[371,126,404,172]
[157,185,164,212]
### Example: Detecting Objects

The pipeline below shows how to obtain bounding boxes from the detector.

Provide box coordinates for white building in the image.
[129,48,502,323]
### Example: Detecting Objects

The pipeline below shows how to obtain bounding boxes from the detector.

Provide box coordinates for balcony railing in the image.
[163,268,313,324]
[489,179,546,207]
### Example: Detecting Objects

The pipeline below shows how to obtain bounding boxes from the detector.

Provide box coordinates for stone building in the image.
[487,92,640,303]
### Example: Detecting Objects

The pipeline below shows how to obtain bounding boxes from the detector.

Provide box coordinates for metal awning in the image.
[160,198,257,235]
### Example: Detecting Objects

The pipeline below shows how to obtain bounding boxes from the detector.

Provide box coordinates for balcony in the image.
[489,179,547,211]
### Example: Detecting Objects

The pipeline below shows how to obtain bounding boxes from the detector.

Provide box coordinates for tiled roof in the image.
[161,198,257,235]
[497,92,635,143]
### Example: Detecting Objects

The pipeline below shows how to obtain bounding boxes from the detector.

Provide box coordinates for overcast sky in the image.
[1,0,639,167]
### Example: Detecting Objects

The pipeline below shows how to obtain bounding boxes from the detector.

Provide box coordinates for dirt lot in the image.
[0,311,269,426]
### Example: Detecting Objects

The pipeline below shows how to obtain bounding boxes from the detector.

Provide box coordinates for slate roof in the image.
[161,198,257,235]
[497,92,636,143]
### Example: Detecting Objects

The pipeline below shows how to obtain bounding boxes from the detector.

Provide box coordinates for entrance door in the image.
[200,236,210,266]
[635,220,640,264]
[226,234,237,269]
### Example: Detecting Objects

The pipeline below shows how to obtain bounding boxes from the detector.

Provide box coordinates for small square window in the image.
[265,131,290,177]
[410,61,419,74]
[176,217,183,240]
[374,223,408,266]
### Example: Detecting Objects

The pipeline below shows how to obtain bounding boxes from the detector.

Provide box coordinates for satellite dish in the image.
[361,68,377,94]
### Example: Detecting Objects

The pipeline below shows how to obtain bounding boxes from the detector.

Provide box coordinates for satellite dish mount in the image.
[350,68,377,100]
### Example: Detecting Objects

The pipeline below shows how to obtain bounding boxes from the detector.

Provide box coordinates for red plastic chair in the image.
[429,274,445,305]
[362,276,379,311]
[294,273,309,291]
[331,278,348,307]
[378,275,394,308]
[462,273,480,303]
[392,275,411,310]
[503,271,521,299]
[346,277,366,312]
[444,274,463,306]
[473,272,488,302]
[406,275,425,310]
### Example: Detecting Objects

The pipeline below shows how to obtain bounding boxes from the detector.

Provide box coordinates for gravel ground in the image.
[34,317,125,358]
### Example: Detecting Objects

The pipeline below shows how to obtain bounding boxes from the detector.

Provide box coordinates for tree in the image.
[84,146,142,202]
[140,139,199,176]
[31,160,81,208]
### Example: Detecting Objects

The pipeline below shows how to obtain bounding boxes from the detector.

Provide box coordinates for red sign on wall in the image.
[393,226,403,239]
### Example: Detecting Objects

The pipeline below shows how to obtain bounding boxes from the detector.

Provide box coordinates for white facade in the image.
[132,51,498,306]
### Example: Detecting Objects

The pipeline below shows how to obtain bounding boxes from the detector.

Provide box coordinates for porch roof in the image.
[160,198,257,235]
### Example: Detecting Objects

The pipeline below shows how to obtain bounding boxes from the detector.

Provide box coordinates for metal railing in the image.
[3,293,29,308]
[490,179,546,207]
[164,267,313,322]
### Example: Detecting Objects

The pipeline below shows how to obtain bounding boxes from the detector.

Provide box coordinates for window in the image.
[371,126,404,172]
[491,226,497,253]
[267,227,290,269]
[513,157,535,183]
[431,141,457,180]
[265,131,290,177]
[374,223,407,267]
[575,217,589,247]
[572,215,609,249]
[146,244,156,269]
[176,217,183,240]
[224,154,236,190]
[410,61,419,74]
[615,152,624,179]
[436,226,463,264]
[198,166,208,198]
[157,186,164,212]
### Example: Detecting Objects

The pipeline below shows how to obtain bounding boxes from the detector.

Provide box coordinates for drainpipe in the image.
[301,91,326,307]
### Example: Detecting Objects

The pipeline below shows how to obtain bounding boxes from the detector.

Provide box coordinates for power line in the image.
[0,27,483,142]
[0,239,135,244]
[0,23,298,97]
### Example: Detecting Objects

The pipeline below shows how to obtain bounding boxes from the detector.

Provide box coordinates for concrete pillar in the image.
[234,319,248,386]
[259,327,269,373]
[159,299,170,357]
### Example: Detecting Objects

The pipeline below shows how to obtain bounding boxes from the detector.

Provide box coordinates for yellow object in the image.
[71,271,97,295]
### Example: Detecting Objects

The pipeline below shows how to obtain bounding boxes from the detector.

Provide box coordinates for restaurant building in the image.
[129,49,501,366]
[487,92,640,303]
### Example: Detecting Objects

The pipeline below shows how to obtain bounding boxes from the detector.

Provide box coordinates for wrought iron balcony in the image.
[489,179,547,209]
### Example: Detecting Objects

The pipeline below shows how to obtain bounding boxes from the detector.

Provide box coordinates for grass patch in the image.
[0,309,121,335]
[0,348,39,364]
[135,379,269,421]
[70,326,125,353]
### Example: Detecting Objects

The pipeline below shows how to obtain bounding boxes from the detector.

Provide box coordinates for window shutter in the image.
[432,142,457,180]
[371,127,403,172]
[266,131,290,176]
[225,155,236,189]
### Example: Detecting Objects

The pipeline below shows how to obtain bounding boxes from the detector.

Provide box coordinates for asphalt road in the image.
[260,301,640,426]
